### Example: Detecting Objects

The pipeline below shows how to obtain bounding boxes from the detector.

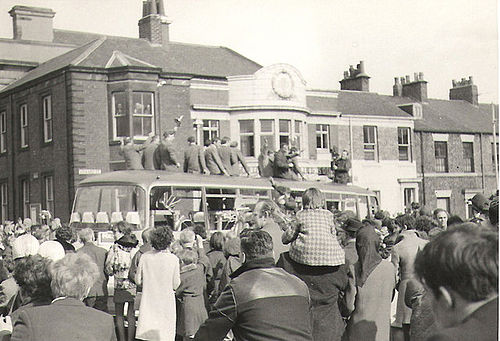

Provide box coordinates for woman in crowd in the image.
[135,226,180,341]
[55,225,76,253]
[344,225,396,341]
[205,232,226,305]
[105,221,138,341]
[433,208,449,231]
[175,249,208,340]
[218,237,242,292]
[10,253,116,341]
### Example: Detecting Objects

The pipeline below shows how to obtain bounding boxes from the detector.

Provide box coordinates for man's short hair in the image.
[212,137,221,144]
[187,136,196,143]
[78,228,94,244]
[414,224,498,302]
[141,228,154,244]
[221,136,230,144]
[240,229,273,260]
[230,141,238,148]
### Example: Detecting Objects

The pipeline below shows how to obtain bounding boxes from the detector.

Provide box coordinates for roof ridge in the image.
[71,38,107,66]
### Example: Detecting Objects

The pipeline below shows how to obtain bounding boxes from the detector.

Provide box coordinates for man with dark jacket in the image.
[154,131,180,171]
[76,228,108,312]
[218,137,233,174]
[195,230,313,341]
[184,136,209,174]
[273,143,294,180]
[414,225,498,341]
[229,141,250,176]
[205,137,229,176]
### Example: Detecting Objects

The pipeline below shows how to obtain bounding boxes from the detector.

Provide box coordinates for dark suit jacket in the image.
[77,243,108,297]
[230,147,250,175]
[184,144,207,173]
[10,297,117,341]
[142,139,159,170]
[205,145,226,175]
[218,145,233,173]
[426,297,498,341]
[154,141,179,170]
[273,150,293,179]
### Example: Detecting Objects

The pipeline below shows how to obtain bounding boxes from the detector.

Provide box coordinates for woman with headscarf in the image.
[343,225,396,341]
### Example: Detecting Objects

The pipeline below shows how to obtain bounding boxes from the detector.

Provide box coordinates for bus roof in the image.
[78,170,374,195]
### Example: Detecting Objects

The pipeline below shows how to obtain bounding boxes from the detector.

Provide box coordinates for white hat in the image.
[38,241,65,262]
[12,234,39,260]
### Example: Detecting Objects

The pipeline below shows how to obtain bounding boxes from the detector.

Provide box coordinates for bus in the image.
[69,170,379,239]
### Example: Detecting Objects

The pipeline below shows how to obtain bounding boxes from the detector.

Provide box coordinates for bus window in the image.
[342,195,358,217]
[151,186,202,227]
[238,189,270,211]
[72,185,146,230]
[206,188,237,230]
[358,196,369,219]
[172,186,203,218]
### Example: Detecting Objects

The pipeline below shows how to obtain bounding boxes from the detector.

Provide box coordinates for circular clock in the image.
[272,71,294,99]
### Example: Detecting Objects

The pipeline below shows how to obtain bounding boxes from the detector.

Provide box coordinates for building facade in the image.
[0,2,497,222]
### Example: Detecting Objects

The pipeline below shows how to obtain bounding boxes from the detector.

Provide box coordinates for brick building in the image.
[0,2,497,222]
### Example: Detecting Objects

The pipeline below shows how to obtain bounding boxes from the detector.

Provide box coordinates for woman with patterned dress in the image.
[105,222,139,341]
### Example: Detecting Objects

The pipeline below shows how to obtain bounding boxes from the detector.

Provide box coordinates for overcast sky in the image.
[0,0,498,102]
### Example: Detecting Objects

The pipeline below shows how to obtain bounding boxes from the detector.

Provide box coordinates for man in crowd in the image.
[195,230,313,341]
[205,137,229,176]
[119,137,145,170]
[469,193,490,227]
[184,136,209,174]
[142,133,159,170]
[76,228,108,312]
[414,225,498,341]
[273,143,294,180]
[154,131,180,171]
[218,137,233,174]
[333,150,351,184]
[229,141,250,176]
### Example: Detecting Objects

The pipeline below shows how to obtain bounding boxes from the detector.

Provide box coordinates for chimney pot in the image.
[394,77,399,84]
[469,76,473,84]
[452,80,457,87]
[400,77,406,85]
[414,73,418,82]
[358,61,365,73]
[343,71,349,79]
[419,72,424,81]
[405,75,410,83]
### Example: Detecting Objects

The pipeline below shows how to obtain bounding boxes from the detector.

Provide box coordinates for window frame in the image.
[316,124,329,150]
[294,120,303,150]
[239,119,255,157]
[260,119,275,153]
[0,182,7,222]
[20,104,28,149]
[42,95,53,143]
[434,141,449,173]
[278,119,291,147]
[131,91,155,139]
[0,111,6,154]
[20,177,30,219]
[43,174,55,214]
[462,142,474,173]
[397,127,411,161]
[363,125,378,161]
[202,120,220,145]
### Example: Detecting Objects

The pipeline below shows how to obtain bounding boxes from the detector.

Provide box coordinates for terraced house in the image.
[0,2,497,222]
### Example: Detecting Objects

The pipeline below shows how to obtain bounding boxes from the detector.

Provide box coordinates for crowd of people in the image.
[0,189,496,341]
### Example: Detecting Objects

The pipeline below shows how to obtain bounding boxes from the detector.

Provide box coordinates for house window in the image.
[0,183,7,222]
[42,95,53,143]
[279,120,291,146]
[363,126,377,160]
[260,119,275,152]
[0,112,6,153]
[112,92,128,139]
[436,196,451,213]
[462,142,474,172]
[20,104,28,148]
[492,142,499,172]
[398,127,411,161]
[434,141,448,172]
[203,120,219,145]
[403,188,416,209]
[21,178,29,218]
[43,175,54,214]
[239,120,255,157]
[294,120,302,149]
[132,92,154,138]
[316,124,329,150]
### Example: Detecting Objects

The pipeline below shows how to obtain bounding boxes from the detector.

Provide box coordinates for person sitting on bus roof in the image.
[205,137,229,176]
[184,136,209,174]
[119,136,146,170]
[273,143,295,180]
[154,131,181,171]
[230,141,251,176]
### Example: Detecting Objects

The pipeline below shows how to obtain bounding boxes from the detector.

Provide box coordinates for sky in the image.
[0,0,498,102]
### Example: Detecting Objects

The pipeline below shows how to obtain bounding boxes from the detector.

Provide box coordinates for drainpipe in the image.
[479,133,485,192]
[9,94,15,220]
[419,131,426,204]
[492,103,498,187]
[348,117,354,181]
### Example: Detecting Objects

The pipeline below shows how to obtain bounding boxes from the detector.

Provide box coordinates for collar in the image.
[180,263,198,274]
[230,257,275,279]
[51,297,84,307]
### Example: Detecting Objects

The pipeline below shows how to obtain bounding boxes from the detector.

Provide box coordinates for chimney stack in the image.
[138,0,171,46]
[449,76,478,106]
[394,72,427,101]
[9,6,55,42]
[339,60,370,92]
[393,77,403,96]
